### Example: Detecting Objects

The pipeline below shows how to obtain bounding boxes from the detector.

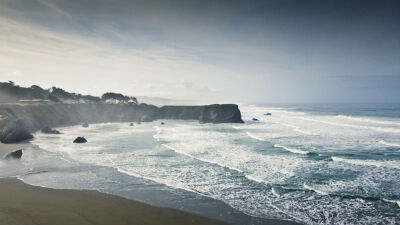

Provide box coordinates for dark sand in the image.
[0,178,229,225]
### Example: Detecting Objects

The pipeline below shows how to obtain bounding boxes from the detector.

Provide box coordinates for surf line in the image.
[161,144,269,185]
[153,126,161,141]
[274,144,310,155]
[379,140,400,147]
[246,132,265,141]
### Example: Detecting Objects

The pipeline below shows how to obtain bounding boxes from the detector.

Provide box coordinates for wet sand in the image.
[0,178,228,225]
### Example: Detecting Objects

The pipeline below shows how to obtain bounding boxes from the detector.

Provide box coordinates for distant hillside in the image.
[136,96,197,107]
[0,81,137,104]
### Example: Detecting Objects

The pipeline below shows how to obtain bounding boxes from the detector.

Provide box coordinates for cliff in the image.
[0,103,243,143]
[159,104,244,123]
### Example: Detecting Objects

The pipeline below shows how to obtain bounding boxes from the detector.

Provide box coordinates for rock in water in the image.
[161,122,165,125]
[4,149,23,160]
[73,137,87,143]
[252,118,259,121]
[130,123,134,126]
[82,122,89,128]
[199,104,244,123]
[264,113,272,116]
[41,126,62,134]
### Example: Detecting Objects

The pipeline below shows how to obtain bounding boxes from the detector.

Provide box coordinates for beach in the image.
[1,143,226,225]
[0,137,303,225]
[0,177,228,225]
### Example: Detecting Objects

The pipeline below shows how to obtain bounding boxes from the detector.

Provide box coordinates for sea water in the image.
[1,103,400,224]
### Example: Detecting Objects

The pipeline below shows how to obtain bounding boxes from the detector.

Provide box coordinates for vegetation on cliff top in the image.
[0,81,137,104]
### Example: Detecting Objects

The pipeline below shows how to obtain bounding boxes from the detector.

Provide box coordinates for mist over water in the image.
[1,104,400,224]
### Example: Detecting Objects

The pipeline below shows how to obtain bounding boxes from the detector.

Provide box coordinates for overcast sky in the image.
[1,0,400,103]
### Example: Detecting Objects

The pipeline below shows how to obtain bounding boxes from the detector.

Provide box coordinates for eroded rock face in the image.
[4,149,23,160]
[73,137,87,143]
[199,104,244,124]
[0,121,33,144]
[41,126,62,134]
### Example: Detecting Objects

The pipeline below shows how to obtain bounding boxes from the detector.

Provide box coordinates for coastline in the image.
[0,177,228,225]
[0,140,302,225]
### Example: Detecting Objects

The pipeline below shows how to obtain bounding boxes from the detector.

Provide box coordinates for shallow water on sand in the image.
[1,103,400,224]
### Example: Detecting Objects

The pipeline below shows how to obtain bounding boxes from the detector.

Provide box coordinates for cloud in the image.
[180,80,193,89]
[36,0,71,17]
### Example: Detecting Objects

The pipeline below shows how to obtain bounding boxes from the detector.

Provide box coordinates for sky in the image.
[0,0,400,103]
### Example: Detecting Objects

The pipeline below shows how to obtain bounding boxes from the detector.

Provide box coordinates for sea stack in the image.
[4,149,23,160]
[41,126,62,134]
[198,104,244,123]
[73,137,87,143]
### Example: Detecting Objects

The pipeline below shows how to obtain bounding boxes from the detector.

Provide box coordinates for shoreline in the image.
[0,177,229,225]
[1,141,302,225]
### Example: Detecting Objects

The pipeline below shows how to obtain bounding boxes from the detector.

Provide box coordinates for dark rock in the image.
[0,121,33,143]
[82,122,89,128]
[4,149,23,160]
[264,113,272,116]
[73,137,87,143]
[137,120,141,125]
[130,123,134,126]
[161,122,165,125]
[198,104,244,123]
[41,126,62,134]
[252,118,259,121]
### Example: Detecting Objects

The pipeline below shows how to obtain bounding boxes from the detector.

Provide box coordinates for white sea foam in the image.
[246,132,265,141]
[232,125,243,130]
[337,115,400,126]
[303,183,328,195]
[162,144,245,174]
[383,198,400,207]
[279,123,315,135]
[274,144,309,155]
[245,174,265,183]
[281,115,400,133]
[271,187,280,197]
[331,157,400,169]
[379,140,400,147]
[153,126,161,141]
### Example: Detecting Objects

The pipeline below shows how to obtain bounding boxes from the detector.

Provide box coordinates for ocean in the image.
[1,103,400,224]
